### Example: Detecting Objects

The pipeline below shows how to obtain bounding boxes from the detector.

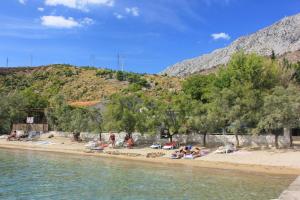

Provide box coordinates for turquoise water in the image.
[0,149,294,200]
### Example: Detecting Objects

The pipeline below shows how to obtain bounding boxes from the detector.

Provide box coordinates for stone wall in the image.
[13,124,48,133]
[49,131,290,148]
[164,133,289,148]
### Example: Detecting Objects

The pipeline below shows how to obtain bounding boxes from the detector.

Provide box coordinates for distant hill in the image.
[0,65,181,103]
[162,13,300,76]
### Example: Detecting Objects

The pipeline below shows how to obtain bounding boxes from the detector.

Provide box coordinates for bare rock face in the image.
[162,13,300,76]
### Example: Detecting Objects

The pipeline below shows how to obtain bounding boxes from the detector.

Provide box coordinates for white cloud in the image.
[45,0,114,11]
[114,12,124,19]
[41,15,94,28]
[81,17,94,25]
[19,0,26,5]
[211,32,230,40]
[125,7,139,17]
[38,7,45,12]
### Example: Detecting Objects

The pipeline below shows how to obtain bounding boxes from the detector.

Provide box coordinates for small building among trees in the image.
[12,108,48,133]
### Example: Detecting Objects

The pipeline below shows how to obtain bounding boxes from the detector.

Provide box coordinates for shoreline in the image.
[1,142,300,176]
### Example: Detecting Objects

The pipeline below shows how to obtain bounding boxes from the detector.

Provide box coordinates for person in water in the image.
[109,132,116,148]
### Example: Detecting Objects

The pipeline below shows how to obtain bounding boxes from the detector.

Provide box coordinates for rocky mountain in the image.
[162,13,300,76]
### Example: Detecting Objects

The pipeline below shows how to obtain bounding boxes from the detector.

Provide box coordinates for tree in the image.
[206,52,282,147]
[46,95,103,135]
[46,95,72,131]
[257,85,300,148]
[154,94,193,142]
[215,52,279,91]
[182,74,215,103]
[103,94,144,137]
[135,98,161,135]
[271,50,276,60]
[187,102,214,146]
[0,90,48,135]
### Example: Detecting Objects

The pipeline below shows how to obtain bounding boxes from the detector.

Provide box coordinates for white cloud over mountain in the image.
[44,0,114,11]
[41,15,94,28]
[211,32,230,40]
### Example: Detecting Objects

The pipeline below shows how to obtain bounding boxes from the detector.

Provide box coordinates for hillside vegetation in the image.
[0,65,181,102]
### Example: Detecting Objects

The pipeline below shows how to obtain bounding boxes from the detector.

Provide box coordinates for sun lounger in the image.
[162,142,177,150]
[150,143,162,149]
[90,147,104,151]
[183,154,194,159]
[215,144,236,154]
[85,141,98,148]
[35,141,55,145]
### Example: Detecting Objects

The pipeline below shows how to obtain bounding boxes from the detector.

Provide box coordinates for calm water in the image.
[0,149,294,200]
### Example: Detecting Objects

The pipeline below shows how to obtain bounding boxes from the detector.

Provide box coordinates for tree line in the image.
[1,52,300,148]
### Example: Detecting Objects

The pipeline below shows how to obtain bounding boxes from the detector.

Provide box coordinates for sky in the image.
[0,0,300,74]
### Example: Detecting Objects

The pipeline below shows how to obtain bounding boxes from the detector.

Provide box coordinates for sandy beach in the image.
[1,133,300,176]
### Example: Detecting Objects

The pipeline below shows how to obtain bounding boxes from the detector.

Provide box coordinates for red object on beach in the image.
[164,141,177,147]
[165,142,176,146]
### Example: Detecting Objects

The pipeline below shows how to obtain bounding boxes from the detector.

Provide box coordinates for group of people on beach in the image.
[105,132,134,148]
[171,146,203,159]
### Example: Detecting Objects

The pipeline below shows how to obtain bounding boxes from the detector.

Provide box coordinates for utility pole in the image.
[117,53,120,70]
[121,56,124,72]
[6,57,8,67]
[117,53,124,72]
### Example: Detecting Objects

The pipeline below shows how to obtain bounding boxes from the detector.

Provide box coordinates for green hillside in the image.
[0,65,182,103]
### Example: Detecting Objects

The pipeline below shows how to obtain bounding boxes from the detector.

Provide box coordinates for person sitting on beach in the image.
[191,147,201,159]
[171,149,184,159]
[183,146,191,155]
[7,130,18,141]
[109,132,116,148]
[126,137,134,149]
[123,134,130,145]
[72,132,82,142]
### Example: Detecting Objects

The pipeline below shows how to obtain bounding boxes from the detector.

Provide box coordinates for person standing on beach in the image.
[109,132,116,148]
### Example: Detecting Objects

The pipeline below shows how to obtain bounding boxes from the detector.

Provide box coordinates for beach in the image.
[1,133,300,176]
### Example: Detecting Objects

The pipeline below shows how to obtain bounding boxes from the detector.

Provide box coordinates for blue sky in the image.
[0,0,300,74]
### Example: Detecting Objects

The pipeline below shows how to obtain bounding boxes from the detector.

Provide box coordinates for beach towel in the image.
[90,147,104,151]
[35,141,55,145]
[183,154,193,159]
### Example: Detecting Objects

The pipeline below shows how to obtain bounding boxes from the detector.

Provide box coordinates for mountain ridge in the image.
[162,13,300,76]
